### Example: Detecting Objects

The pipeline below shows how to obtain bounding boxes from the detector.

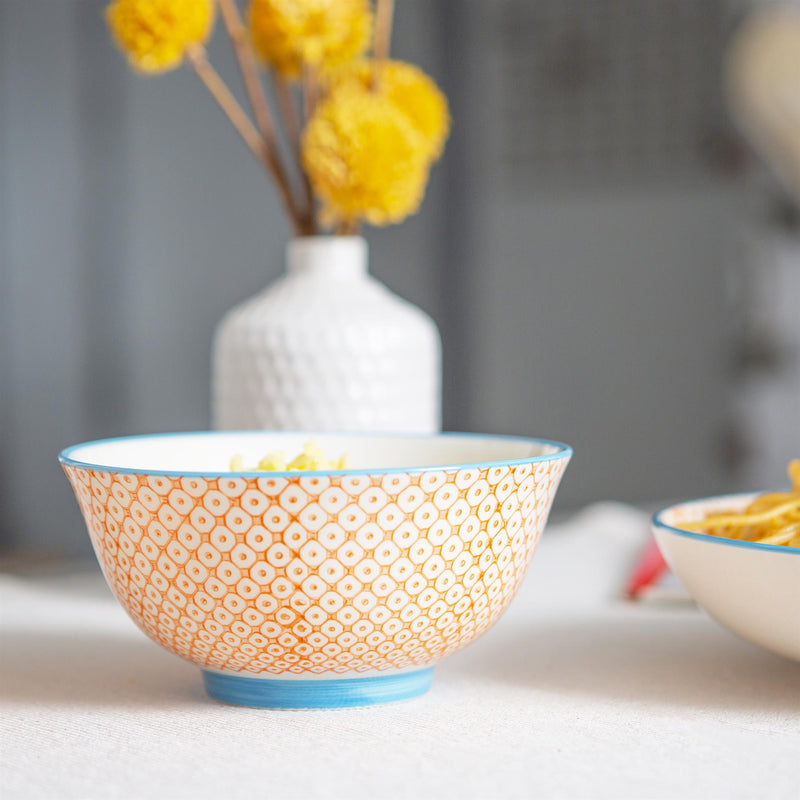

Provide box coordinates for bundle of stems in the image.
[184,0,395,236]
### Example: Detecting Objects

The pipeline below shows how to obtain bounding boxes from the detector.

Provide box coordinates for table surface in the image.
[2,503,798,800]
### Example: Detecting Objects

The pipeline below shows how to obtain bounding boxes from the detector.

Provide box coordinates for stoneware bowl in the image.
[652,493,800,662]
[60,431,571,708]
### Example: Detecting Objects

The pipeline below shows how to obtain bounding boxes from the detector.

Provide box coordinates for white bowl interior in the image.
[63,432,566,473]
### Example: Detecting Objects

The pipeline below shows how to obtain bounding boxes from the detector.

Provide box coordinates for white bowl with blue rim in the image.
[652,492,800,662]
[60,431,572,708]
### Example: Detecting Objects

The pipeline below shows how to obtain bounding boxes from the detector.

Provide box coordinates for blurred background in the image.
[2,0,799,560]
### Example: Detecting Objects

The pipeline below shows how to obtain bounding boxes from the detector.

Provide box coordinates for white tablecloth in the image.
[2,504,798,800]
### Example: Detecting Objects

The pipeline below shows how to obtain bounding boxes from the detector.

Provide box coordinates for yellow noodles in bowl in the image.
[678,460,800,547]
[230,440,348,472]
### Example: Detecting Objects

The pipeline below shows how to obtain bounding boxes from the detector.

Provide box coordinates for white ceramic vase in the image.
[212,236,441,433]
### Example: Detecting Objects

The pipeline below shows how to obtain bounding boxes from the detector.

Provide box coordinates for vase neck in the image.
[286,236,368,280]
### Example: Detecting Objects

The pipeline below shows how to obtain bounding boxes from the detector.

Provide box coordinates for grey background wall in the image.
[1,0,779,558]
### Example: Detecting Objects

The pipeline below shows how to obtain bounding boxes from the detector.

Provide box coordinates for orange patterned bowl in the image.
[60,431,571,708]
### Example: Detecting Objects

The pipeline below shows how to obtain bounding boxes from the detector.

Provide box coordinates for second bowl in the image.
[653,493,800,662]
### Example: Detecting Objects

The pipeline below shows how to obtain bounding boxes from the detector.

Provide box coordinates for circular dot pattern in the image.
[64,459,568,676]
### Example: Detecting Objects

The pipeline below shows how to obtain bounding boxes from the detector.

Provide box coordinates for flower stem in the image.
[273,74,316,233]
[185,45,302,234]
[302,66,319,121]
[372,0,395,89]
[337,219,362,235]
[215,0,311,233]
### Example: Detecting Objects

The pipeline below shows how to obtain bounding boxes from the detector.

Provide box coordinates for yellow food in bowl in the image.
[677,460,800,547]
[229,440,348,472]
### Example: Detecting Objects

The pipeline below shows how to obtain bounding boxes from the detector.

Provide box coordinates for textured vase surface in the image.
[213,236,441,433]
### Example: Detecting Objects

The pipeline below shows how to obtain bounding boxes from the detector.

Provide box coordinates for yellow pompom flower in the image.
[106,0,215,74]
[302,81,431,225]
[337,60,451,160]
[248,0,372,79]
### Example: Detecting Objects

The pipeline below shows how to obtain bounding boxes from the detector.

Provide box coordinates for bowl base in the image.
[202,668,434,709]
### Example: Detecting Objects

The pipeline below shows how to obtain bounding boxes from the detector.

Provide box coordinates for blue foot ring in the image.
[202,668,434,709]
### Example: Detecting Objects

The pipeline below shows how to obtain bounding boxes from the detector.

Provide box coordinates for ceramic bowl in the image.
[652,493,800,662]
[60,431,571,708]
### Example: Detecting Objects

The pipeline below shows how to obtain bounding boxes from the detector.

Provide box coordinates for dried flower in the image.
[106,0,215,74]
[337,60,451,160]
[302,81,430,225]
[248,0,372,79]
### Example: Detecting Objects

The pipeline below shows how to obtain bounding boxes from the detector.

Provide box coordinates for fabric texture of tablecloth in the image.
[1,503,798,800]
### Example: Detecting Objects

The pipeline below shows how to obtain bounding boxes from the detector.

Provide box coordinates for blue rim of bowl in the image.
[58,430,573,479]
[652,491,800,556]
